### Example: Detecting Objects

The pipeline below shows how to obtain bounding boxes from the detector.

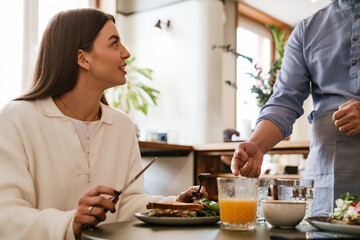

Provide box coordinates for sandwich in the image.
[146,199,220,218]
[146,202,203,218]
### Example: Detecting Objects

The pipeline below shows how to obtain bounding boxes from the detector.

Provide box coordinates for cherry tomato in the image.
[354,202,360,214]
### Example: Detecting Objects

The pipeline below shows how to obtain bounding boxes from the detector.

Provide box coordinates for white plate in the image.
[306,216,360,235]
[134,211,220,226]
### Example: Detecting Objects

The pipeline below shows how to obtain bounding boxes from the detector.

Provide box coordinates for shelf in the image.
[206,173,299,179]
[193,140,310,154]
[139,141,192,157]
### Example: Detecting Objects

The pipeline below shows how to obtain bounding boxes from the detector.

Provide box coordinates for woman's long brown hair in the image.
[16,8,115,104]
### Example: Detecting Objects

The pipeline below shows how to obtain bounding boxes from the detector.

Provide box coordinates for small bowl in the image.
[261,200,306,228]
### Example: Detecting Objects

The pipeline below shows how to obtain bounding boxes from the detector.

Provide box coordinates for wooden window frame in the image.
[237,2,291,60]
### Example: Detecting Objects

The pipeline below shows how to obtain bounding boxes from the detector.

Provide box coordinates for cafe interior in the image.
[4,0,359,239]
[113,0,328,200]
[1,0,330,197]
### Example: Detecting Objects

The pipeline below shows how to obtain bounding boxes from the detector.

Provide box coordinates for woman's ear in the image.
[77,49,91,72]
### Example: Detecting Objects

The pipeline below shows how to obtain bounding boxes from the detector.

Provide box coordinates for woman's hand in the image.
[73,185,118,238]
[175,186,208,202]
[333,100,360,136]
[231,141,264,178]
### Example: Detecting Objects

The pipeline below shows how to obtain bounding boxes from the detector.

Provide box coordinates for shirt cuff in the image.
[65,211,76,240]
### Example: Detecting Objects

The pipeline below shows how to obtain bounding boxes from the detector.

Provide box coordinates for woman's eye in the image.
[112,40,118,47]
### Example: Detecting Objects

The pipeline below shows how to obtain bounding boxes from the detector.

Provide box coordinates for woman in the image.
[0,8,206,239]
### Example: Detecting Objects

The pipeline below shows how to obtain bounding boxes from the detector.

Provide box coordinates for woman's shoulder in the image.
[101,104,134,125]
[0,100,38,126]
[1,100,37,115]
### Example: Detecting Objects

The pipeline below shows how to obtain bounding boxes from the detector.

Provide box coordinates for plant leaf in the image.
[110,54,160,116]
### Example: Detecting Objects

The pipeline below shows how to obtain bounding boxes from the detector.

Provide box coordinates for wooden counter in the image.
[193,140,310,157]
[140,140,310,155]
[139,140,310,200]
[193,140,310,200]
[139,141,192,157]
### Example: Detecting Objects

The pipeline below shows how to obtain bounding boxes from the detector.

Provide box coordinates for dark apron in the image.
[304,112,360,216]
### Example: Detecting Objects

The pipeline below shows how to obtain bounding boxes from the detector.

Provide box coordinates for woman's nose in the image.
[121,46,130,60]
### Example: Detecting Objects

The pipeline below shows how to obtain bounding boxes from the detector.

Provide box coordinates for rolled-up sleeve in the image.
[257,22,311,138]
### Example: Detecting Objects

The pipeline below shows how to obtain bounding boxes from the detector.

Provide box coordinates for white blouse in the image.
[69,118,99,151]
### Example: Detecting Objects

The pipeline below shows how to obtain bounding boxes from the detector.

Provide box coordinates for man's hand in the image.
[332,100,360,136]
[231,142,264,178]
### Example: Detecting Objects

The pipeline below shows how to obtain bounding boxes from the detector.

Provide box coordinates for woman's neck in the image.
[54,88,102,122]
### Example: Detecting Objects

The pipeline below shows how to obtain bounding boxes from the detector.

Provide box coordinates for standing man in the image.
[231,0,360,216]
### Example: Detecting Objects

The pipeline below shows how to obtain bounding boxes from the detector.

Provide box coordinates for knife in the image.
[83,157,157,230]
[110,157,157,203]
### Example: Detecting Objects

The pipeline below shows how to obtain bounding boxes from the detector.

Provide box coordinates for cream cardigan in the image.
[0,97,175,240]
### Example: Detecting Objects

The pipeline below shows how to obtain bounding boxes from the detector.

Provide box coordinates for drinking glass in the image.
[217,177,259,231]
[277,179,314,225]
[256,178,269,223]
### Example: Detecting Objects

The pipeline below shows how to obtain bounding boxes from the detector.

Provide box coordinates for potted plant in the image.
[213,24,286,108]
[109,55,160,117]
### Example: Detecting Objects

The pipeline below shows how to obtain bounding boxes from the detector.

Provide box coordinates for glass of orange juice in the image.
[217,177,259,231]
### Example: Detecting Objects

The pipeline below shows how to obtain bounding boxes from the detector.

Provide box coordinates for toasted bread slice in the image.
[146,202,203,211]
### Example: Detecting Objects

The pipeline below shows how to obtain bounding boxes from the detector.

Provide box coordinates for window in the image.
[38,0,89,44]
[236,16,272,135]
[0,1,24,108]
[235,2,290,138]
[0,0,90,109]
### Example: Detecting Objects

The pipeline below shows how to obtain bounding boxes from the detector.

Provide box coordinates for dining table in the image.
[81,220,359,240]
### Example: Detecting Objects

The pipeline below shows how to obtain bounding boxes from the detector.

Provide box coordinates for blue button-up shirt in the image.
[257,0,360,138]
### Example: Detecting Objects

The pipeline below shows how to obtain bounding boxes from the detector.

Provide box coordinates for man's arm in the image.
[249,120,284,154]
[231,120,283,178]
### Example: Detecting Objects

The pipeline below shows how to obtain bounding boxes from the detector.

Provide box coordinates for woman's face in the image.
[86,20,130,89]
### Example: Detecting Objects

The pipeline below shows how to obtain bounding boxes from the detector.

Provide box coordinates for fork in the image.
[192,173,210,198]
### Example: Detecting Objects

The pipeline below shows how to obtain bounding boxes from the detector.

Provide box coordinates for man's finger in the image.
[240,159,254,177]
[231,158,240,176]
[247,159,258,178]
[339,122,353,133]
[346,128,359,136]
[255,166,261,178]
[231,156,247,176]
[234,148,248,160]
[332,109,346,121]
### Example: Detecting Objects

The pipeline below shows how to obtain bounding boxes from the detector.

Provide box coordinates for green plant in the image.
[110,55,160,115]
[213,24,286,108]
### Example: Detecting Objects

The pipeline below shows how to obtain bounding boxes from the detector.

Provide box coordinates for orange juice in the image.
[219,199,257,224]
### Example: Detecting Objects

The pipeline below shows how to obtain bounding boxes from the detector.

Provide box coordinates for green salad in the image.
[329,192,360,224]
[194,198,220,217]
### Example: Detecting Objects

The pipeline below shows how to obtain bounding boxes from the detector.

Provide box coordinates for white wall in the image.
[100,0,116,15]
[287,95,312,174]
[115,0,313,189]
[115,0,224,196]
[116,0,224,145]
[116,0,313,144]
[291,96,312,141]
[142,154,193,196]
[221,0,237,130]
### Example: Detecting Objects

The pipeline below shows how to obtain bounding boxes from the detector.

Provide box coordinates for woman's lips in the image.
[118,66,127,74]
